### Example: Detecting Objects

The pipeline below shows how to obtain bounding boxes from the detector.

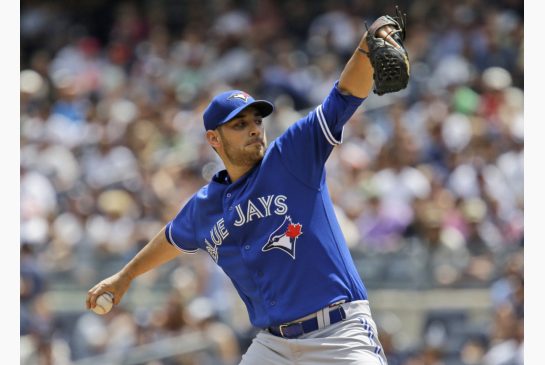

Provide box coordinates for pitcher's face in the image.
[215,106,268,167]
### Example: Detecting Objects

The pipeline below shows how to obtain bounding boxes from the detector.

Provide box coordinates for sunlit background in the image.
[20,1,523,364]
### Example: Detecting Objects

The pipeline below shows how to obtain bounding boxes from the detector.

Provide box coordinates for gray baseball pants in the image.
[239,300,388,365]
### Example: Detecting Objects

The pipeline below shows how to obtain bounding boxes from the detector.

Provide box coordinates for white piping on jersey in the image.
[316,104,342,146]
[168,224,198,254]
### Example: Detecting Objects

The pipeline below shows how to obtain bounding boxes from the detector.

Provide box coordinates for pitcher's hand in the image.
[86,271,132,310]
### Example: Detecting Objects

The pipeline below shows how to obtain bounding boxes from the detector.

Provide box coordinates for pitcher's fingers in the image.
[111,292,121,305]
[86,288,95,309]
[111,292,122,306]
[377,26,401,49]
[86,285,103,309]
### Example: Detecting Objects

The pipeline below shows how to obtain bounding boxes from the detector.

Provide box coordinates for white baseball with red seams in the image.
[91,292,114,315]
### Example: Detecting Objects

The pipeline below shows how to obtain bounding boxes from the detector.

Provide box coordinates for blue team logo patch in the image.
[227,91,251,103]
[262,216,303,259]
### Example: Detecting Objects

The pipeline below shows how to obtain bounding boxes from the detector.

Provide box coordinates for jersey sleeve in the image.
[165,197,199,253]
[273,81,365,186]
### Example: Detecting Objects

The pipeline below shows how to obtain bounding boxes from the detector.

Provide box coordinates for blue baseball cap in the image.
[203,90,274,130]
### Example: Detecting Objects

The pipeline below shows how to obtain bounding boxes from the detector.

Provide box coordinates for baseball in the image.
[91,292,114,315]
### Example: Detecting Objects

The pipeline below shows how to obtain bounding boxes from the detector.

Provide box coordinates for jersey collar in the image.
[212,170,232,185]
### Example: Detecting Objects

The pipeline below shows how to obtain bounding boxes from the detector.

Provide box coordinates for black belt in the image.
[268,305,346,339]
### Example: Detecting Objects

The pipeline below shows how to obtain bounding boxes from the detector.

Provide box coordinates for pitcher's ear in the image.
[206,130,220,147]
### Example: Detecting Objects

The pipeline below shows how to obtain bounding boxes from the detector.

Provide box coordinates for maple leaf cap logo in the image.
[227,92,250,103]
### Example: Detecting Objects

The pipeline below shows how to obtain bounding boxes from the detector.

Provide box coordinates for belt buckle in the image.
[279,324,289,338]
[279,322,303,338]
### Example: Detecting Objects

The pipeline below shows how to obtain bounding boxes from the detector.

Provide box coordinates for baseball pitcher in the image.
[87,8,409,364]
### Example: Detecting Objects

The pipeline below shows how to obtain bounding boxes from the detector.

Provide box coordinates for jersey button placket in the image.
[224,191,233,213]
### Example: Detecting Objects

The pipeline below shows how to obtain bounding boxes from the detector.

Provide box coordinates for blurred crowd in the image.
[20,0,523,364]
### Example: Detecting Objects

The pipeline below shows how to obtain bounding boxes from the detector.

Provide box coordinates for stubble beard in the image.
[224,139,266,167]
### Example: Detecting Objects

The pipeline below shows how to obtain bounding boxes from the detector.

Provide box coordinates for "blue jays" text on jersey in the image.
[166,81,368,328]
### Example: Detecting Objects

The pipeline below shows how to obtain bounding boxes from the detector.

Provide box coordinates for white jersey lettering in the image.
[274,195,288,215]
[246,199,265,222]
[258,195,274,217]
[234,204,246,226]
[217,218,229,239]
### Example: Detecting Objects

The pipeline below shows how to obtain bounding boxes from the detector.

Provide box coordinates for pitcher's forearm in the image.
[87,227,181,309]
[337,34,374,98]
[120,226,181,280]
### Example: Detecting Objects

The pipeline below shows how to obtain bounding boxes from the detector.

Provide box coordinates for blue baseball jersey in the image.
[166,81,368,328]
